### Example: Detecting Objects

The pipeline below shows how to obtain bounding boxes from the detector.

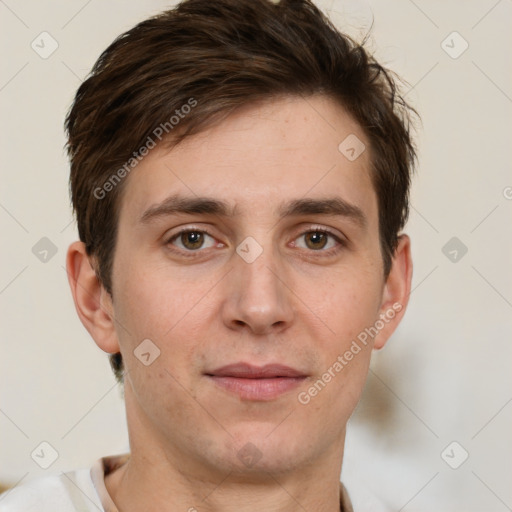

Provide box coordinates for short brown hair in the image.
[65,0,417,382]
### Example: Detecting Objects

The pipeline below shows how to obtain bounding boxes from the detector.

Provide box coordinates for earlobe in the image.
[373,234,413,350]
[66,241,120,354]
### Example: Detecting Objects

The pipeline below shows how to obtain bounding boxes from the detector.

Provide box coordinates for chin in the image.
[215,424,316,475]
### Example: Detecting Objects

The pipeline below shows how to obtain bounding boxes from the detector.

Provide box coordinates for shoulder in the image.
[0,469,103,512]
[343,476,392,512]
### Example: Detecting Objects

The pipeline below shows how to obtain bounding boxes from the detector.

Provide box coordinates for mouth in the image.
[205,363,308,401]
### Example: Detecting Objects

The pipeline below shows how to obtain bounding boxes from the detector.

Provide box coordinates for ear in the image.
[66,241,120,354]
[373,234,413,350]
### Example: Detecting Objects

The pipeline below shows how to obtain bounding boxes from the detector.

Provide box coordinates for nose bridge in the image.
[242,244,280,296]
[223,235,293,334]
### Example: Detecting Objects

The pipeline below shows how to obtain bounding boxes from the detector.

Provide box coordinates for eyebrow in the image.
[277,197,366,227]
[139,194,366,228]
[139,194,236,223]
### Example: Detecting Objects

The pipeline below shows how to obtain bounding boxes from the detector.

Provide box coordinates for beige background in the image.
[1,0,511,510]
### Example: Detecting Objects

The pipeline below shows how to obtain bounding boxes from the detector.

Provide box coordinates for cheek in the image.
[296,264,382,410]
[113,257,193,339]
[111,253,217,382]
[302,263,383,341]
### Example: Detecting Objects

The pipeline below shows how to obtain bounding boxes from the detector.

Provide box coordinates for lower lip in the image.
[208,376,306,401]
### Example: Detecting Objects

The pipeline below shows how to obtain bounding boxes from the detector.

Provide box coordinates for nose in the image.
[221,244,294,336]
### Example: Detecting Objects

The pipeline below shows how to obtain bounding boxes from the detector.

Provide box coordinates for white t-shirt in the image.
[0,454,390,512]
[0,467,104,512]
[0,455,125,512]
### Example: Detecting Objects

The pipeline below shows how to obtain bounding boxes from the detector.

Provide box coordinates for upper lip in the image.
[206,363,307,379]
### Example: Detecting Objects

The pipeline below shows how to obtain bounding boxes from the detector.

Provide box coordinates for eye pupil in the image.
[305,232,327,250]
[182,231,204,249]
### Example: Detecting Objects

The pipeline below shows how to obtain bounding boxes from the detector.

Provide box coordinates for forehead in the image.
[118,94,377,227]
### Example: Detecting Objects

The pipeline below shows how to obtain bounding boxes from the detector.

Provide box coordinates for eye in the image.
[293,229,342,251]
[168,229,217,251]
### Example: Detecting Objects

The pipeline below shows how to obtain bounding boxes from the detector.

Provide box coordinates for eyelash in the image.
[165,226,345,257]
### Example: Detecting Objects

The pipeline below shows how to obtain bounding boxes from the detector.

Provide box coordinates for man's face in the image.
[109,95,391,474]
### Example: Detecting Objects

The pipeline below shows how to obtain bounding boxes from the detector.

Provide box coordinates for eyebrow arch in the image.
[277,197,366,228]
[139,194,366,228]
[140,194,235,224]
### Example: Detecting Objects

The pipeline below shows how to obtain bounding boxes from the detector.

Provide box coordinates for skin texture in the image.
[67,94,412,512]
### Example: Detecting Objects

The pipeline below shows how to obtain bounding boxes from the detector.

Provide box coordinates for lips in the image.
[206,363,307,401]
[208,363,306,379]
